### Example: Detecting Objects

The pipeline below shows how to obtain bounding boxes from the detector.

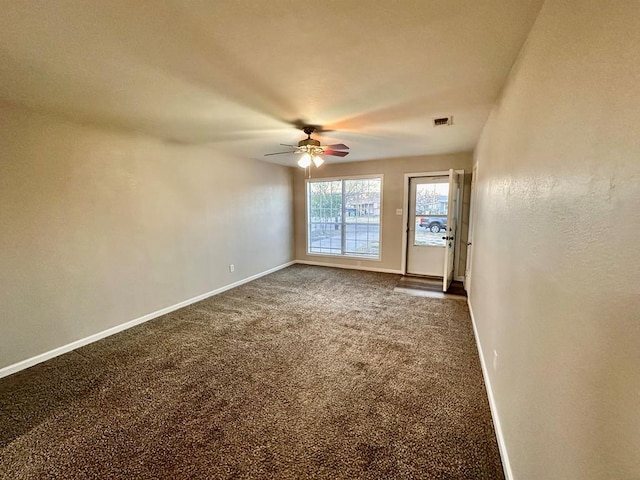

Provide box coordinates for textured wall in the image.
[292,153,473,275]
[470,0,640,478]
[0,104,294,369]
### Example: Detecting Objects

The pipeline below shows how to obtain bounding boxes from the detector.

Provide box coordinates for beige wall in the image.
[293,153,473,274]
[0,103,294,369]
[470,0,640,478]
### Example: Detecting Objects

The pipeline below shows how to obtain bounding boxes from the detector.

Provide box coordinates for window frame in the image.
[305,174,384,261]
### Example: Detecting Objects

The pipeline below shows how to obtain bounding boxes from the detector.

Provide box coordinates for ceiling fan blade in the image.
[264,150,298,156]
[280,144,297,147]
[323,143,349,150]
[323,150,350,157]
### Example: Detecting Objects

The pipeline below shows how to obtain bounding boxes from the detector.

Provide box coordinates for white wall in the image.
[470,1,640,478]
[0,103,294,370]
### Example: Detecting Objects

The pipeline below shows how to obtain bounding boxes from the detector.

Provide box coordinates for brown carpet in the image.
[0,265,503,479]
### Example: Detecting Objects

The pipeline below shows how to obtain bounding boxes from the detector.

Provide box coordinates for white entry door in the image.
[464,165,477,293]
[442,169,460,291]
[406,176,450,277]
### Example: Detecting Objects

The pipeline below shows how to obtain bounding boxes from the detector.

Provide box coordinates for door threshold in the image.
[394,287,466,300]
[397,275,467,297]
[403,274,443,280]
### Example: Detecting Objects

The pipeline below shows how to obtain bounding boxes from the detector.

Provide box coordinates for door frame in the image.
[464,163,478,294]
[400,170,464,276]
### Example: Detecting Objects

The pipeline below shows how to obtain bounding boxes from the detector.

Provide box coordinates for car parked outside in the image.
[419,215,447,233]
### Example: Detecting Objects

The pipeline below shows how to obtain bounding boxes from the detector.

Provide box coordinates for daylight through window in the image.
[307,177,382,258]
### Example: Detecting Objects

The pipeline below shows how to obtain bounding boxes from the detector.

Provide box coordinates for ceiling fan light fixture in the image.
[297,153,312,168]
[312,155,324,167]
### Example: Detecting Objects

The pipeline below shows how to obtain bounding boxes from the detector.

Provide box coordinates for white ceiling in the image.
[0,0,543,166]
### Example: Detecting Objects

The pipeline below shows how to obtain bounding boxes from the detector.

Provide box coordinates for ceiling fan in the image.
[265,126,349,168]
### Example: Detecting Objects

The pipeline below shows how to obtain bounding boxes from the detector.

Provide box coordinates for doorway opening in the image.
[403,169,462,293]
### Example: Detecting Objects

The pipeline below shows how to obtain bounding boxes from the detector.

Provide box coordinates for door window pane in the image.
[413,182,449,247]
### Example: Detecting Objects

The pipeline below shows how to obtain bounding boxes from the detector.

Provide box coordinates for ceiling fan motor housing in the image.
[298,138,321,147]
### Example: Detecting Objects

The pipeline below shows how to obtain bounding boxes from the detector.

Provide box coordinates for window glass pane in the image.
[343,178,381,257]
[309,181,342,222]
[308,180,342,255]
[344,223,380,256]
[308,222,342,254]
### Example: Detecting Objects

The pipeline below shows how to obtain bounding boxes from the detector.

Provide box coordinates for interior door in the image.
[406,176,449,276]
[464,166,477,293]
[442,169,460,291]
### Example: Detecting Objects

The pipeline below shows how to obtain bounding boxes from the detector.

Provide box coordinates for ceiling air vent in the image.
[433,116,453,126]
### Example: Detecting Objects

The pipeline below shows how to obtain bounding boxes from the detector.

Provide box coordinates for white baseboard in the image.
[295,259,402,275]
[0,261,296,379]
[467,298,513,480]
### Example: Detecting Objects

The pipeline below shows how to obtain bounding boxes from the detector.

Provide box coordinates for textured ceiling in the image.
[0,0,543,166]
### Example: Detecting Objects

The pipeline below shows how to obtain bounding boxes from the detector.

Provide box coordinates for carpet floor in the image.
[0,265,503,479]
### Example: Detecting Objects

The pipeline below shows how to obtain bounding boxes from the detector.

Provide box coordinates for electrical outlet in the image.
[229,264,235,272]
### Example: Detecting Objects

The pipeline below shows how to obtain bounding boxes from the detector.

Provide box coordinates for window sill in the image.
[305,252,382,262]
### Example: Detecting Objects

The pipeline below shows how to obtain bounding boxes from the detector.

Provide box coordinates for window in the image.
[307,176,382,259]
